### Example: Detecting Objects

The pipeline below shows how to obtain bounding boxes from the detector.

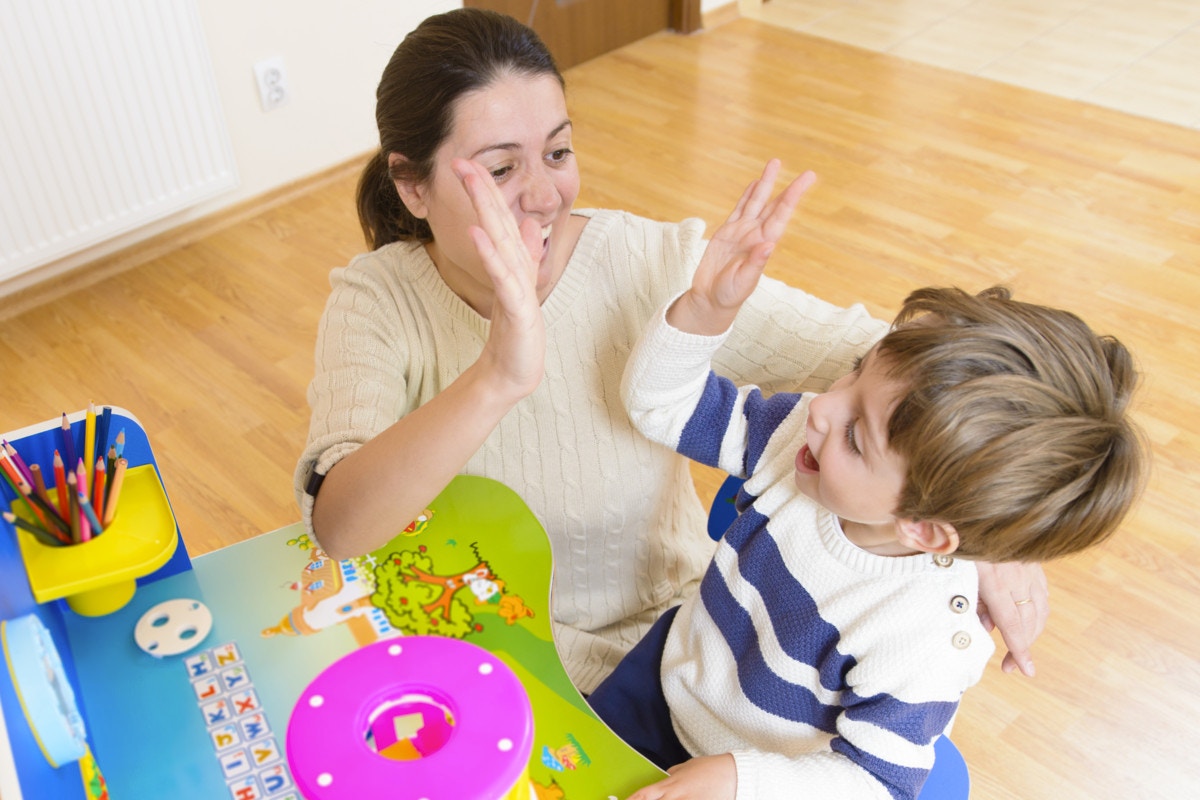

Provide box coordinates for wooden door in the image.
[465,0,701,69]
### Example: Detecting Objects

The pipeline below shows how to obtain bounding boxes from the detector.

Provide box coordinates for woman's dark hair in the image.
[356,8,563,249]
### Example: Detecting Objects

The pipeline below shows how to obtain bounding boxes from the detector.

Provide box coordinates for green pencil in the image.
[3,511,67,548]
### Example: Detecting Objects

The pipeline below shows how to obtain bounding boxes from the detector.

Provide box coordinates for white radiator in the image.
[0,0,238,283]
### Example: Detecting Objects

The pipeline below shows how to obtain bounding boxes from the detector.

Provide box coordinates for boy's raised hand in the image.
[667,160,816,336]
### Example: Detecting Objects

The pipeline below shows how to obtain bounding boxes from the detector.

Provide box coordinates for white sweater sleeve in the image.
[620,299,764,478]
[620,299,728,442]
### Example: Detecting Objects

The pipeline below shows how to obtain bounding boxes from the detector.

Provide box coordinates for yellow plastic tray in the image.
[11,464,178,616]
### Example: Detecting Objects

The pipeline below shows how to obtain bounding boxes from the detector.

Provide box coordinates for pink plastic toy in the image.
[286,635,534,799]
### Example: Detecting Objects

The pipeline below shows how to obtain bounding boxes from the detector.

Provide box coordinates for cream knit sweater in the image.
[296,208,884,693]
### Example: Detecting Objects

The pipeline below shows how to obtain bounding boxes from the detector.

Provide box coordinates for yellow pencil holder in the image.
[10,464,178,617]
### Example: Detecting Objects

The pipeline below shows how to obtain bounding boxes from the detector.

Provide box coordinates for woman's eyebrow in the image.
[469,120,572,160]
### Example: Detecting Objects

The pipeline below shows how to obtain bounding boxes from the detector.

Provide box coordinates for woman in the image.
[295,8,1046,693]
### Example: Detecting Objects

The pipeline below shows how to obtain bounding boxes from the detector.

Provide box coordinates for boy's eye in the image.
[844,421,862,456]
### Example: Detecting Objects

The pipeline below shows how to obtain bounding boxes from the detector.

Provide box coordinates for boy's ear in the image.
[896,518,959,555]
[388,153,428,219]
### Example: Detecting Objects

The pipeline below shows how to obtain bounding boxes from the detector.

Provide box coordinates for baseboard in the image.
[0,154,370,321]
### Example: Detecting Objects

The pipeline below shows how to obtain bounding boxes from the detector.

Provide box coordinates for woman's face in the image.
[393,71,580,312]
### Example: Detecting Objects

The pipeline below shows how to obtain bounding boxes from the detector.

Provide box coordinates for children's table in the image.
[0,409,663,799]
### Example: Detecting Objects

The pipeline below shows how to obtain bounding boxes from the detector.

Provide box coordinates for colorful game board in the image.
[1,411,663,799]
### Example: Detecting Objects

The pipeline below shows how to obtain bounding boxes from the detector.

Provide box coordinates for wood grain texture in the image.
[1,18,1196,799]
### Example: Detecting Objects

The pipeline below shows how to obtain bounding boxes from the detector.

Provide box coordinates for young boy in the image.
[588,175,1145,800]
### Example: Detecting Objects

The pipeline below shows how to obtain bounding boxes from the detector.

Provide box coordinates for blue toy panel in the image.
[0,409,191,800]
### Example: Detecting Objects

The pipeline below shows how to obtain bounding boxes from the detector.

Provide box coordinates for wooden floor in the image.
[2,17,1197,800]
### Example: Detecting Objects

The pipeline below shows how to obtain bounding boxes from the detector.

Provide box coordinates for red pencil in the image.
[16,480,72,543]
[91,456,106,521]
[0,453,21,488]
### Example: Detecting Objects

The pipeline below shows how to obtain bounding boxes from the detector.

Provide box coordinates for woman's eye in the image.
[844,421,861,456]
[548,147,573,164]
[489,165,513,181]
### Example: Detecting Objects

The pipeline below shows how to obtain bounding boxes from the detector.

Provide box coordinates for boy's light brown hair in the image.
[877,286,1146,562]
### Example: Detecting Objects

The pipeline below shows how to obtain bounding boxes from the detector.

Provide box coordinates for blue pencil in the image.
[95,406,112,467]
[78,491,103,537]
[60,413,78,474]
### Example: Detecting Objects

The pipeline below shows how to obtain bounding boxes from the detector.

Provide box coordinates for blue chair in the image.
[707,475,970,799]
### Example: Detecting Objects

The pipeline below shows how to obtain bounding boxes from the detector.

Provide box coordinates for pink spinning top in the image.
[286,636,533,799]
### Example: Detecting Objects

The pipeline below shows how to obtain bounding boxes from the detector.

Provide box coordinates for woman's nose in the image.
[519,168,557,215]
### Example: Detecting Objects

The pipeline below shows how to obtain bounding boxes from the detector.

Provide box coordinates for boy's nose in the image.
[807,394,829,433]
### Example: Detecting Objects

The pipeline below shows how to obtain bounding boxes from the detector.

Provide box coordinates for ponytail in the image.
[355,150,431,250]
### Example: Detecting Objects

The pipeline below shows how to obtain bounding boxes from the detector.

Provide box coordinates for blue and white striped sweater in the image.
[621,305,993,800]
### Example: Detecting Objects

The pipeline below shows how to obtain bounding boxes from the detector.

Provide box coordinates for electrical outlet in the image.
[253,57,289,112]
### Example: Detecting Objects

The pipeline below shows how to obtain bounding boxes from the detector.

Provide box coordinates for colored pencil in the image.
[66,471,81,543]
[114,428,126,459]
[15,483,72,543]
[104,446,116,508]
[2,441,34,486]
[10,474,51,533]
[3,511,67,548]
[53,451,69,519]
[103,457,127,527]
[95,406,112,468]
[75,458,88,521]
[0,466,40,532]
[77,491,103,537]
[84,402,96,492]
[0,451,21,488]
[60,413,77,473]
[30,463,51,507]
[91,456,106,518]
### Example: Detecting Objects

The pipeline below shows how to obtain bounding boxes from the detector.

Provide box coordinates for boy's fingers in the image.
[739,159,781,220]
[761,171,816,240]
[726,176,760,224]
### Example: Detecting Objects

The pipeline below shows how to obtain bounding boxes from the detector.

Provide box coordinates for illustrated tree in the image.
[371,548,492,639]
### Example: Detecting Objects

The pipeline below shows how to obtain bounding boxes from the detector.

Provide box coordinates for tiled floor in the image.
[741,0,1200,130]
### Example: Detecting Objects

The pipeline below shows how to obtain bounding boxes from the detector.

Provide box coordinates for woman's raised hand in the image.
[669,160,815,336]
[453,158,547,399]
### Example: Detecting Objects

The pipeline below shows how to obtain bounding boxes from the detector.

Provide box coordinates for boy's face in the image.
[794,347,909,528]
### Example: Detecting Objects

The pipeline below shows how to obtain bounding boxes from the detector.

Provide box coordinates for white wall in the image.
[2,0,742,297]
[2,0,459,296]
